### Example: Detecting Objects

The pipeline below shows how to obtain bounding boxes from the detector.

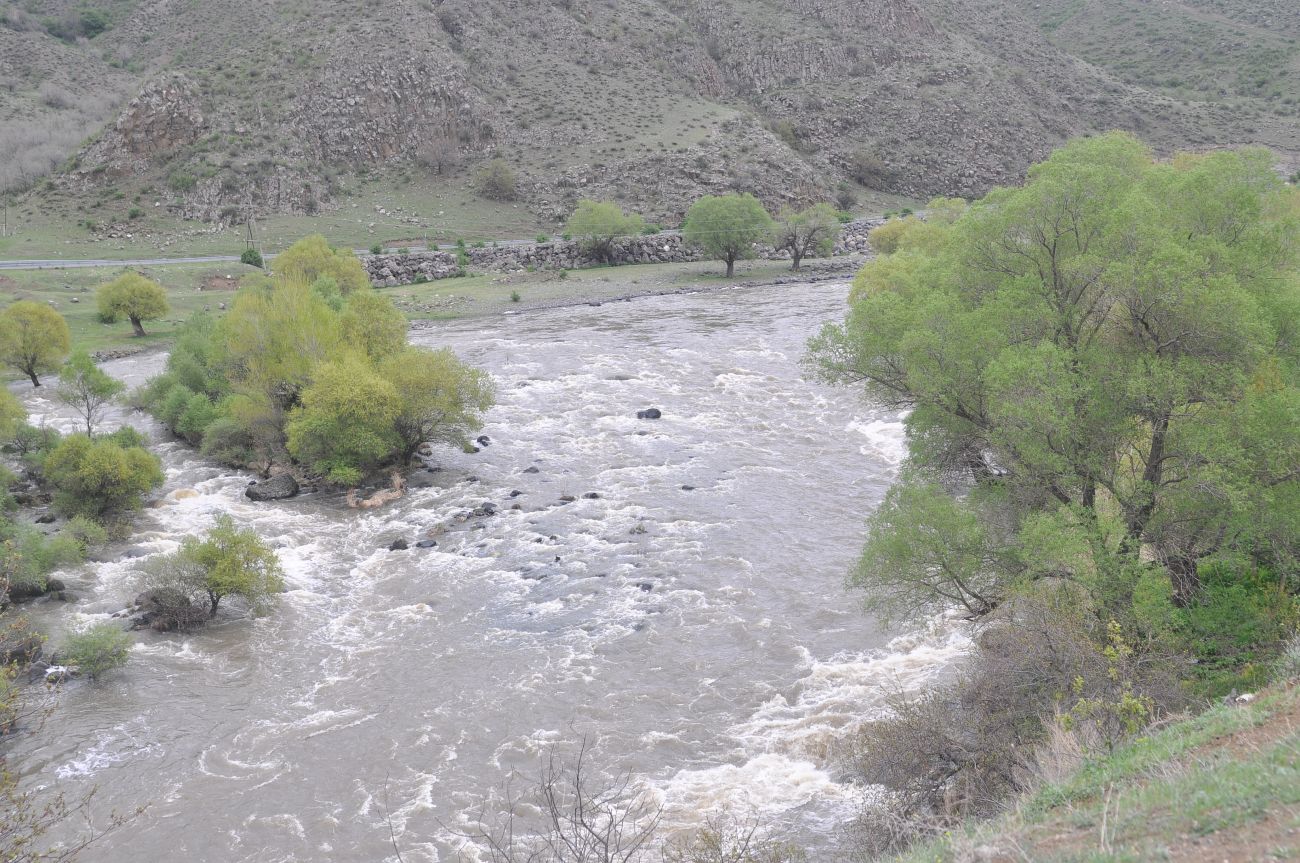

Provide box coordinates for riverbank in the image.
[0,253,863,363]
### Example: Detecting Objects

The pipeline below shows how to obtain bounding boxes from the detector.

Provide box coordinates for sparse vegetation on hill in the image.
[2,0,1296,249]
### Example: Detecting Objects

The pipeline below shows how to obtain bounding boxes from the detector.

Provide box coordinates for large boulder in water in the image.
[636,408,662,420]
[246,475,299,502]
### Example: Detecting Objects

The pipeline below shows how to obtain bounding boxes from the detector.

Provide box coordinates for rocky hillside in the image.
[2,0,1296,232]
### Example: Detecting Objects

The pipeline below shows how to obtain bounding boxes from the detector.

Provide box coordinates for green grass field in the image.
[0,254,855,365]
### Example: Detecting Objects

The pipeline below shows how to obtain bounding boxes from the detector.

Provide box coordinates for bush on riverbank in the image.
[811,133,1300,850]
[41,428,163,521]
[136,236,493,486]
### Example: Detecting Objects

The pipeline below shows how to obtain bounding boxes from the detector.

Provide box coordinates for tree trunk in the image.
[208,591,221,618]
[725,254,735,277]
[25,368,40,387]
[791,248,803,271]
[1165,553,1201,607]
[129,315,146,337]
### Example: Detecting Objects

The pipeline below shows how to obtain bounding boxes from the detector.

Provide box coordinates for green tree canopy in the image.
[183,514,284,617]
[380,347,495,463]
[0,300,70,386]
[809,132,1300,613]
[42,432,164,521]
[682,193,774,277]
[285,354,402,486]
[0,389,26,443]
[57,351,125,436]
[565,200,645,265]
[97,272,169,337]
[772,203,841,271]
[340,289,409,361]
[271,234,370,295]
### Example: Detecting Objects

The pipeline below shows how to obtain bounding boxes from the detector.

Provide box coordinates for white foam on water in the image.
[649,614,970,831]
[56,716,162,779]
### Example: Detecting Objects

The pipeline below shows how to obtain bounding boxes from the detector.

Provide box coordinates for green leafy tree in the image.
[565,200,645,265]
[41,433,164,520]
[340,290,408,360]
[271,234,370,295]
[810,132,1300,614]
[56,351,125,436]
[184,514,284,617]
[0,300,70,386]
[97,272,169,337]
[682,193,774,277]
[380,347,495,463]
[285,354,401,485]
[772,203,840,270]
[0,389,26,443]
[62,623,131,681]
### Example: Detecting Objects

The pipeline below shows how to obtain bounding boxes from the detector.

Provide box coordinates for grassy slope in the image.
[896,684,1300,862]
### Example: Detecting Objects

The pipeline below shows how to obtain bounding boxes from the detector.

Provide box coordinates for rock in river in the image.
[246,475,299,501]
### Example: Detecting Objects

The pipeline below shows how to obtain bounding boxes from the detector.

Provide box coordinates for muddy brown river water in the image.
[14,279,965,862]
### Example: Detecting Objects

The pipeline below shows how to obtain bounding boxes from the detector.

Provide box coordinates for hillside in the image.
[1,0,1298,251]
[894,681,1300,862]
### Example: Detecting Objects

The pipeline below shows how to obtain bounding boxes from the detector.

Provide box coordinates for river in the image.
[13,279,966,862]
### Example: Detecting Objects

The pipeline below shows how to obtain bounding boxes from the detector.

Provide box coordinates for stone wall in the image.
[365,220,879,287]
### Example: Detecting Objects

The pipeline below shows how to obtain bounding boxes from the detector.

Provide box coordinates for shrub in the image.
[565,200,645,265]
[536,234,550,243]
[642,223,662,235]
[62,623,131,680]
[866,216,919,255]
[239,248,263,268]
[510,290,521,302]
[167,171,197,192]
[369,243,382,255]
[41,433,164,521]
[127,207,144,220]
[474,158,518,201]
[848,147,888,186]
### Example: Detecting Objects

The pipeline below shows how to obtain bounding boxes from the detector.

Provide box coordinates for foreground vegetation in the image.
[810,132,1300,853]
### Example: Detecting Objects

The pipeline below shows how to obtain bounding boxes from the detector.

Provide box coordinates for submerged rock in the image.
[245,474,299,502]
[388,538,409,551]
[416,539,438,549]
[636,408,662,420]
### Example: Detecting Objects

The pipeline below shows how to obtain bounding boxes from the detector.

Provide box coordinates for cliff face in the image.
[3,0,1295,225]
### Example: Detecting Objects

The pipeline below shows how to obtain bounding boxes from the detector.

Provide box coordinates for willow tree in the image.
[809,133,1300,613]
[0,300,69,386]
[683,193,773,277]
